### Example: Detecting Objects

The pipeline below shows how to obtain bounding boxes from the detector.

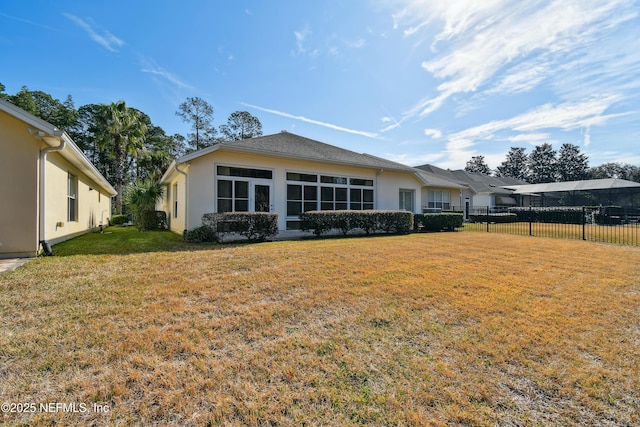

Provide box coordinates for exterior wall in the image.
[0,111,40,257]
[178,150,427,231]
[161,170,187,234]
[376,170,423,211]
[43,152,112,245]
[472,193,492,208]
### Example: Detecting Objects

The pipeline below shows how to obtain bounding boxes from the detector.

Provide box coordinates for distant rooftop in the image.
[503,178,640,194]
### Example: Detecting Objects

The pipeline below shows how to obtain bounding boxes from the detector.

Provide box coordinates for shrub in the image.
[138,210,168,231]
[300,210,414,237]
[184,225,217,243]
[414,213,464,232]
[109,214,131,226]
[469,213,517,223]
[202,212,279,242]
[509,207,584,224]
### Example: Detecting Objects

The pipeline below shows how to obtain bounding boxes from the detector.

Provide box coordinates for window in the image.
[428,190,451,210]
[286,172,317,182]
[217,166,272,180]
[67,173,77,222]
[399,190,414,212]
[217,180,249,213]
[287,184,318,216]
[286,171,376,229]
[173,183,178,218]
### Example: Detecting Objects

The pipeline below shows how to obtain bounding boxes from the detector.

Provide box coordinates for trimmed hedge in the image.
[414,213,463,232]
[300,210,413,237]
[509,207,584,224]
[469,213,517,223]
[184,225,217,243]
[202,212,279,242]
[109,214,131,226]
[138,210,168,231]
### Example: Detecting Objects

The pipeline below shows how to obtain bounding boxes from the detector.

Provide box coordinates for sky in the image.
[2,0,639,170]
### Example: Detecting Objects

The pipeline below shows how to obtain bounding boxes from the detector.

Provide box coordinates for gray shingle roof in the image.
[415,164,526,194]
[179,131,417,172]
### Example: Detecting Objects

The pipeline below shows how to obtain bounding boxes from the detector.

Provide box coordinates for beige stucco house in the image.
[0,99,116,258]
[158,132,464,233]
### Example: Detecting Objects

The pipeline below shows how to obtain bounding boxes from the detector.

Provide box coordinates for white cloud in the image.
[424,128,442,139]
[63,13,124,52]
[242,103,380,139]
[140,66,193,90]
[391,0,634,121]
[294,25,312,54]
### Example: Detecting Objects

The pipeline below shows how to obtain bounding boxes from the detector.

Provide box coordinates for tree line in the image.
[465,143,640,184]
[1,84,262,214]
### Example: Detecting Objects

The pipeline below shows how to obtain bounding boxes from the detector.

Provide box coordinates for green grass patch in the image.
[52,226,211,256]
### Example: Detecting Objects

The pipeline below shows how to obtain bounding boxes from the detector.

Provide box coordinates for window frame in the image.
[67,172,77,222]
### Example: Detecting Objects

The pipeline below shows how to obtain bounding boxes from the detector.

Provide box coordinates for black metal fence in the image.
[462,206,640,246]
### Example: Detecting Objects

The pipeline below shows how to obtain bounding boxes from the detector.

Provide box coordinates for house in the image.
[415,164,526,216]
[158,132,465,233]
[0,99,116,258]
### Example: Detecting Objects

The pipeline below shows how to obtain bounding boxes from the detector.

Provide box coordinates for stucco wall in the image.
[177,150,428,231]
[0,111,39,257]
[44,152,112,245]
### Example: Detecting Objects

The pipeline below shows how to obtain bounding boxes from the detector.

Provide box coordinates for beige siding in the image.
[181,151,429,231]
[160,171,187,234]
[44,152,112,245]
[0,111,40,257]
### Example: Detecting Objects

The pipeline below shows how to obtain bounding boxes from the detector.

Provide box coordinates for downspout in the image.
[175,162,189,233]
[38,132,66,255]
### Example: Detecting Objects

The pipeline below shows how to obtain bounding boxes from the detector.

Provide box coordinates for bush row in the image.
[200,212,279,242]
[138,210,168,231]
[469,213,518,223]
[109,214,131,226]
[509,207,584,224]
[414,213,464,231]
[300,210,414,237]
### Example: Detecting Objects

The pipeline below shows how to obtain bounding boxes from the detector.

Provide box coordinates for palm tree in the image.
[124,180,164,230]
[96,101,147,214]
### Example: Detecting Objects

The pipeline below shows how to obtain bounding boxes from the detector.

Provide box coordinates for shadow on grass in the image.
[51,226,220,257]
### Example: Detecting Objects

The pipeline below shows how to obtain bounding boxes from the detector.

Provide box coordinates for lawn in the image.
[1,228,639,426]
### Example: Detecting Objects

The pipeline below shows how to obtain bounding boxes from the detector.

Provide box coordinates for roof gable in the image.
[179,132,417,172]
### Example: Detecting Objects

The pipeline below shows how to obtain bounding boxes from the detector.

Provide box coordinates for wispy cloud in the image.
[63,13,124,52]
[424,128,442,139]
[242,103,380,139]
[441,95,625,164]
[140,65,193,90]
[392,0,635,122]
[0,12,59,32]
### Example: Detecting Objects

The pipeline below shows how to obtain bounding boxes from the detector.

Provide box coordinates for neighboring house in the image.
[0,99,116,258]
[158,132,465,233]
[415,164,526,215]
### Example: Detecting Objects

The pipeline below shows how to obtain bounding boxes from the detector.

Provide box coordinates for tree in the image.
[176,97,216,151]
[465,155,492,175]
[557,143,589,182]
[528,143,557,183]
[218,111,263,142]
[95,101,147,214]
[589,163,640,182]
[7,86,78,131]
[124,180,164,229]
[496,147,529,181]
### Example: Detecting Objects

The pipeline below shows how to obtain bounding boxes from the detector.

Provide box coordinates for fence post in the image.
[529,206,533,236]
[486,206,490,233]
[582,206,586,240]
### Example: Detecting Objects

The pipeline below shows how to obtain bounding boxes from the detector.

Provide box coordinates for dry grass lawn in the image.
[1,231,639,426]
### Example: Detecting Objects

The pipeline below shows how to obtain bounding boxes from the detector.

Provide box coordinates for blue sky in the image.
[2,0,639,170]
